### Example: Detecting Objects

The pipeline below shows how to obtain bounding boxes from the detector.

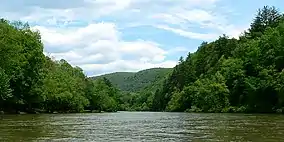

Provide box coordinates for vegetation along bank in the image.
[1,6,284,114]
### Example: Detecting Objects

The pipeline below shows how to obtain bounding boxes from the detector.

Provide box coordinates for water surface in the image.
[0,112,284,141]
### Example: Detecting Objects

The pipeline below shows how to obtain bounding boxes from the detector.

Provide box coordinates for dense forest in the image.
[93,68,172,92]
[94,68,172,111]
[96,6,284,113]
[0,19,120,113]
[151,6,284,113]
[1,6,284,114]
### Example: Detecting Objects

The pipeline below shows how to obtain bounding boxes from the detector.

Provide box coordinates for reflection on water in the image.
[0,112,284,141]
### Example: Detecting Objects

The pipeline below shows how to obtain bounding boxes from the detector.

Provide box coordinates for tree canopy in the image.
[1,5,284,114]
[0,20,119,113]
[151,6,284,113]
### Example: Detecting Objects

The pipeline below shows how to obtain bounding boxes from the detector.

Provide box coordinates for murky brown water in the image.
[0,112,284,141]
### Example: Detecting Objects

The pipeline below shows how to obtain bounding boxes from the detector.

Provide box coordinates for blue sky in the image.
[1,0,283,76]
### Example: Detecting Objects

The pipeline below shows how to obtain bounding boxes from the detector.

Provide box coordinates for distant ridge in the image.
[91,68,172,92]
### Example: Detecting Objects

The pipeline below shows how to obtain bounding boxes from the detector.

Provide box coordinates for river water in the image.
[0,112,284,141]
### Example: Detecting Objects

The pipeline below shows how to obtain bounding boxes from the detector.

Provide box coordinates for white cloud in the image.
[3,0,243,41]
[33,22,119,52]
[33,22,175,76]
[119,41,166,62]
[151,13,187,25]
[147,2,247,40]
[1,0,249,76]
[167,47,189,54]
[217,24,249,39]
[81,60,177,77]
[1,0,132,22]
[155,25,219,40]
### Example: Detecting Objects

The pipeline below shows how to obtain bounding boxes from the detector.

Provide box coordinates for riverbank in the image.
[0,110,116,115]
[2,107,284,115]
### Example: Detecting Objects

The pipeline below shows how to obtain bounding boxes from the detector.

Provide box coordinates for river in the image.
[0,112,284,141]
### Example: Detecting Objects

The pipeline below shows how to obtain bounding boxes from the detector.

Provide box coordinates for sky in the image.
[1,0,283,76]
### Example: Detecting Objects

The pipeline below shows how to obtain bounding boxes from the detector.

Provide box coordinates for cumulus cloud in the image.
[1,0,248,76]
[81,60,177,76]
[34,23,173,76]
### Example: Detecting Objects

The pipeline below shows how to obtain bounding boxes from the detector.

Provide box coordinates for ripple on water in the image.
[1,112,284,141]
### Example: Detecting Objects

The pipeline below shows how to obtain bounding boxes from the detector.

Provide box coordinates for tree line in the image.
[151,6,284,113]
[1,6,284,114]
[0,19,119,113]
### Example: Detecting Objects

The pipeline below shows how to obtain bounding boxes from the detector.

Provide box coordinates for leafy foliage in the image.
[93,68,172,92]
[92,68,172,111]
[152,6,284,113]
[2,5,284,114]
[0,19,120,113]
[0,68,12,110]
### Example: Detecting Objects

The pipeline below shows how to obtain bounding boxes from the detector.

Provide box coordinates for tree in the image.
[248,6,282,39]
[151,6,284,113]
[189,72,230,112]
[0,19,46,112]
[0,68,12,110]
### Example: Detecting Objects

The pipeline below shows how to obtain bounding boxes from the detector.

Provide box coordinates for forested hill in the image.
[152,6,284,113]
[92,68,172,92]
[2,5,284,114]
[0,19,122,113]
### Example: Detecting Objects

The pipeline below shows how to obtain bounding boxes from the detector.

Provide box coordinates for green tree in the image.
[248,6,282,39]
[0,68,12,110]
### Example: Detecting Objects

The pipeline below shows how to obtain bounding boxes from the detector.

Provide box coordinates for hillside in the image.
[151,6,284,113]
[92,72,135,88]
[92,68,172,92]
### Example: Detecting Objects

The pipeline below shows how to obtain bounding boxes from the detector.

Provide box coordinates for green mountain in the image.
[151,6,284,113]
[92,68,172,92]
